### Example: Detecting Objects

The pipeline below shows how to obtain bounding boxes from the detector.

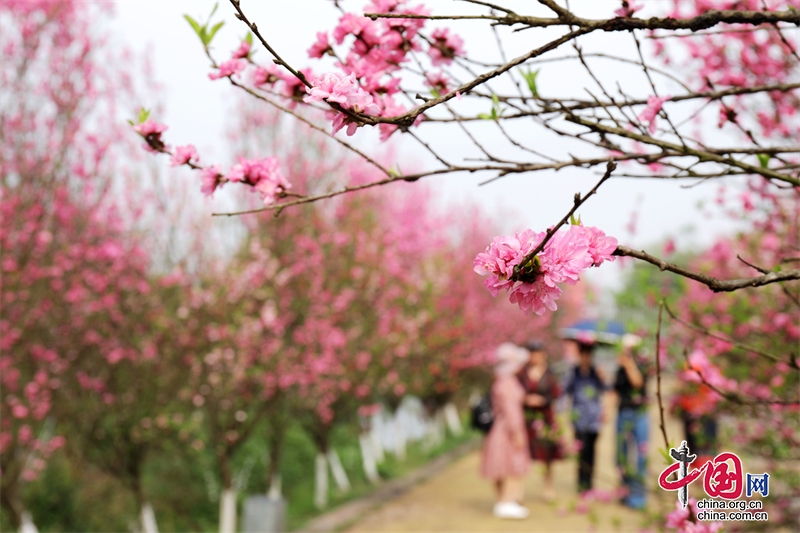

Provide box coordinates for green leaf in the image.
[244,32,253,46]
[757,153,770,168]
[138,107,150,123]
[430,89,440,99]
[520,68,540,98]
[207,21,225,45]
[184,14,202,37]
[491,94,499,107]
[477,113,492,120]
[208,2,218,21]
[127,119,134,126]
[570,213,582,226]
[774,264,783,273]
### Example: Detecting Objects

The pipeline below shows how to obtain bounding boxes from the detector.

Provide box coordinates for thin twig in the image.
[655,301,669,450]
[510,160,616,281]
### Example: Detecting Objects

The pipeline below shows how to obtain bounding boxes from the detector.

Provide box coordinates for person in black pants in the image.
[563,341,607,494]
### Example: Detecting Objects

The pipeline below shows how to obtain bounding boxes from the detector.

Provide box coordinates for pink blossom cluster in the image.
[666,500,723,533]
[656,0,800,139]
[474,224,617,315]
[304,72,381,135]
[196,156,291,205]
[614,1,643,17]
[301,0,464,138]
[638,95,671,134]
[132,119,169,153]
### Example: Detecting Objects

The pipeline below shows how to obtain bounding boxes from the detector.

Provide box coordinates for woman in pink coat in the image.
[480,342,530,519]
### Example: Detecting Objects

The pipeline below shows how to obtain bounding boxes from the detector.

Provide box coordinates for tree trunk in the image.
[326,447,351,493]
[0,480,22,531]
[219,489,237,533]
[359,433,380,484]
[313,452,329,509]
[218,454,237,533]
[19,511,38,533]
[444,402,463,436]
[140,502,159,533]
[393,415,406,461]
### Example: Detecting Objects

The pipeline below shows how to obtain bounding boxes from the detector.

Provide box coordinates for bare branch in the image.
[613,246,800,291]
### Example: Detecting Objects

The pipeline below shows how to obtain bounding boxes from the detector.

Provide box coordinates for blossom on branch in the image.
[638,94,671,134]
[614,1,643,18]
[305,72,380,136]
[428,28,464,66]
[132,120,168,153]
[209,58,246,80]
[225,156,291,205]
[169,144,199,167]
[474,225,617,315]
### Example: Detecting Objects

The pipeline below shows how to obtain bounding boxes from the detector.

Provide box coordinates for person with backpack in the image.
[479,342,530,519]
[563,340,608,494]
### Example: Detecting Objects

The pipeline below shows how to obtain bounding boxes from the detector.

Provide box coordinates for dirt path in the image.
[346,392,682,532]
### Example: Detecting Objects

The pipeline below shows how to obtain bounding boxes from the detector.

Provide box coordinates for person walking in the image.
[480,342,531,519]
[563,340,607,494]
[614,335,649,509]
[517,340,564,502]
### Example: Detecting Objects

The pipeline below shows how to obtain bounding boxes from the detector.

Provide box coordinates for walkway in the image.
[346,392,682,532]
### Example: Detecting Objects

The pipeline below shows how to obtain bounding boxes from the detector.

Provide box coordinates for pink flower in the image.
[12,404,28,418]
[224,157,291,205]
[428,28,464,66]
[252,64,281,87]
[200,164,223,197]
[425,71,450,94]
[231,40,251,59]
[614,2,642,17]
[305,72,380,114]
[209,58,246,80]
[475,225,617,315]
[169,145,199,167]
[133,119,168,152]
[308,32,331,58]
[133,119,167,137]
[666,501,690,528]
[638,95,671,134]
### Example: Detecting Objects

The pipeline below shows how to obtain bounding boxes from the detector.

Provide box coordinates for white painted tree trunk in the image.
[327,447,351,493]
[314,452,329,509]
[370,427,385,463]
[393,416,406,461]
[359,433,380,484]
[444,402,463,436]
[219,488,237,533]
[19,511,38,533]
[267,472,282,501]
[140,502,159,533]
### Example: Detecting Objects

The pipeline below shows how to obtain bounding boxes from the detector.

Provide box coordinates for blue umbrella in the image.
[560,319,626,345]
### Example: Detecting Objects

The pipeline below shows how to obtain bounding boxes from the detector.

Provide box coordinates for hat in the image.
[495,342,528,375]
[523,339,545,352]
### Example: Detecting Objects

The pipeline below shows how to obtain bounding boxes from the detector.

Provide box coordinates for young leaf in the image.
[208,2,218,21]
[520,68,540,98]
[138,107,150,123]
[570,213,582,226]
[757,153,770,168]
[478,113,492,120]
[245,32,253,46]
[184,14,202,37]
[207,21,225,45]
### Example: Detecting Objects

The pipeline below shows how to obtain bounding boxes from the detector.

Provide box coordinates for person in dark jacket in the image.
[564,341,608,494]
[614,335,649,509]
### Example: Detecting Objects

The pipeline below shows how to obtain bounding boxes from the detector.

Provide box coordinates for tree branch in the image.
[613,246,800,292]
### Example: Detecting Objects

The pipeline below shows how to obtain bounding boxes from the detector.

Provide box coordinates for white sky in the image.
[108,0,765,291]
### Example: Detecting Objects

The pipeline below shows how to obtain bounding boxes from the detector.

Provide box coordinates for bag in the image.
[471,395,494,433]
